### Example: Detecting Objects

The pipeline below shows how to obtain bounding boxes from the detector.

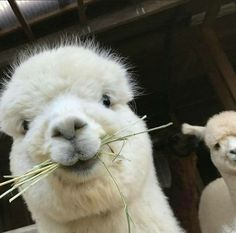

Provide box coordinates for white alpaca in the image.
[182,111,236,233]
[0,42,184,233]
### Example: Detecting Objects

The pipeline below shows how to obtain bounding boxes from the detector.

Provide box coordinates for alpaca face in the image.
[0,45,155,225]
[182,111,236,173]
[210,136,236,171]
[0,45,150,188]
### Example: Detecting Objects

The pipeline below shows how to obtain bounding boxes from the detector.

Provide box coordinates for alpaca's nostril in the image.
[74,120,87,131]
[230,149,236,155]
[52,127,63,138]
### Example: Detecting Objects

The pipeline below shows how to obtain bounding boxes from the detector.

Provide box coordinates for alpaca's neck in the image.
[220,171,236,207]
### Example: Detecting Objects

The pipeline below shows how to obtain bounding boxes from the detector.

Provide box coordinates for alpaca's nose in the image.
[51,117,87,140]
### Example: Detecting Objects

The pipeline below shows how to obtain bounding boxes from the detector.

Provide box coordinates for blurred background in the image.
[0,0,235,232]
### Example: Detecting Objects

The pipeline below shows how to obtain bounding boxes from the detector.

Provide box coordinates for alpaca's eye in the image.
[22,120,30,133]
[214,143,220,150]
[102,94,111,108]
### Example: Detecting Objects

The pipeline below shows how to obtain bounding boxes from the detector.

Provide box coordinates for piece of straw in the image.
[9,165,58,203]
[98,157,132,233]
[0,161,59,201]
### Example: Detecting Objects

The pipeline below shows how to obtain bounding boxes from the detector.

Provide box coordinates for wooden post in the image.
[77,0,87,25]
[7,0,34,41]
[203,0,222,27]
[167,153,202,233]
[192,28,236,110]
[196,0,236,109]
[153,129,202,233]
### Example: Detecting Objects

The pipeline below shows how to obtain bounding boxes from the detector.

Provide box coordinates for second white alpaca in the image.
[183,111,236,233]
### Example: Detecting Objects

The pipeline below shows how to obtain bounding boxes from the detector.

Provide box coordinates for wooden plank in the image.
[0,0,188,67]
[203,0,222,27]
[7,0,34,41]
[202,27,236,104]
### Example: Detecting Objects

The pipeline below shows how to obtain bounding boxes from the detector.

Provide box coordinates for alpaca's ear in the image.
[182,123,205,140]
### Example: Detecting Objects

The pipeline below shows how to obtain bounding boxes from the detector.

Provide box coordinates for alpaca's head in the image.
[0,43,150,187]
[182,111,236,173]
[0,43,154,221]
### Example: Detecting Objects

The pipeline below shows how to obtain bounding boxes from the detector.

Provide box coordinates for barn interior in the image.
[0,0,235,232]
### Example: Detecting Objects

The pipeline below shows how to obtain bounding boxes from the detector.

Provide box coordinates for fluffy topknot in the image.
[205,111,236,148]
[2,36,140,99]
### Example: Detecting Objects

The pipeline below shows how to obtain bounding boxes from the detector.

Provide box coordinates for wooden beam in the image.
[7,0,34,41]
[77,0,87,25]
[198,0,236,109]
[58,0,68,8]
[203,0,222,27]
[191,2,236,26]
[0,0,188,67]
[203,27,236,105]
[0,0,97,38]
[88,0,188,34]
[193,28,236,110]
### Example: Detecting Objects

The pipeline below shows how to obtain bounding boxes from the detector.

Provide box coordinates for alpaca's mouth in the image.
[227,159,236,167]
[63,156,98,172]
[227,152,236,163]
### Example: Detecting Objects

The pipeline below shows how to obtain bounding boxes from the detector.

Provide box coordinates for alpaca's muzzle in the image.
[48,115,101,167]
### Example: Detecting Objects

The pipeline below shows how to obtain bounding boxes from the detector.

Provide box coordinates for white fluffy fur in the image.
[0,43,184,233]
[182,111,236,233]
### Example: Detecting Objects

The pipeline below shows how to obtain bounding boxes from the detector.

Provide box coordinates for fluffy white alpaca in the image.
[0,42,184,233]
[182,111,236,233]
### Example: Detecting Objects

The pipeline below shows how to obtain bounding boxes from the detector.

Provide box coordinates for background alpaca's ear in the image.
[182,123,205,140]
